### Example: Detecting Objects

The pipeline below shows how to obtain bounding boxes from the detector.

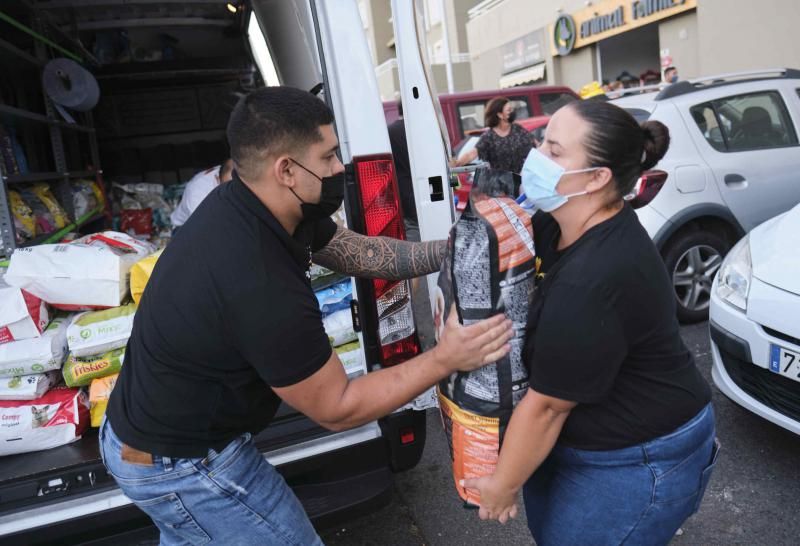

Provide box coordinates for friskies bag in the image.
[434,168,536,507]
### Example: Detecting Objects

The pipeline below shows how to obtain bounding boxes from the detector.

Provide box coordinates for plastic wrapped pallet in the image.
[0,371,60,401]
[88,373,118,427]
[0,316,70,378]
[433,168,536,507]
[0,279,50,344]
[67,303,135,358]
[0,386,90,456]
[63,348,125,388]
[4,231,155,310]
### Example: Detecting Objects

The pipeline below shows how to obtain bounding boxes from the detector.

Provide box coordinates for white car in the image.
[611,69,800,323]
[710,203,800,435]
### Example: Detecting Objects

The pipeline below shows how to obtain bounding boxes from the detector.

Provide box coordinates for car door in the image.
[681,84,800,231]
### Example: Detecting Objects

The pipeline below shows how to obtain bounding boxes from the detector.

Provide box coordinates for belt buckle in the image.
[121,443,155,466]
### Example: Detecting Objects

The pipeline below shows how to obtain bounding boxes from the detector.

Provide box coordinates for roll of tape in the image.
[43,58,100,112]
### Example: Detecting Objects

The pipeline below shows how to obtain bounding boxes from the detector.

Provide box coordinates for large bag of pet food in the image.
[130,250,163,304]
[434,168,536,507]
[0,280,49,344]
[67,303,135,358]
[0,386,89,456]
[0,316,70,378]
[322,308,357,347]
[315,279,353,315]
[4,231,155,310]
[63,347,125,388]
[0,371,60,401]
[89,373,118,427]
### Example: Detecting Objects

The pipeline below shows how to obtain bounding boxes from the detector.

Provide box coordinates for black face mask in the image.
[289,158,345,221]
[507,111,517,123]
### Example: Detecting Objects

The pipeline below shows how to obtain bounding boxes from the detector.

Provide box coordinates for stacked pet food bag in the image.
[0,232,157,456]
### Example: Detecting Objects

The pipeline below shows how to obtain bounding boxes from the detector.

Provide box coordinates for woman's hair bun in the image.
[640,120,670,171]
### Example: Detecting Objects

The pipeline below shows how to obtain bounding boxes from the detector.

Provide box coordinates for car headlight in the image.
[716,235,752,311]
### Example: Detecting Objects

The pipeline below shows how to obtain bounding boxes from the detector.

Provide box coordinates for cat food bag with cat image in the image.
[67,303,135,358]
[0,386,89,456]
[433,167,536,507]
[0,316,70,379]
[0,371,60,401]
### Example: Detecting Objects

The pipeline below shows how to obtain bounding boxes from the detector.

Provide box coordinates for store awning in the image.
[499,63,546,88]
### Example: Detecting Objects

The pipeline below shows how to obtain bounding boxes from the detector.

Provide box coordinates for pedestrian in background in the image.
[451,96,535,194]
[387,101,419,240]
[665,66,680,83]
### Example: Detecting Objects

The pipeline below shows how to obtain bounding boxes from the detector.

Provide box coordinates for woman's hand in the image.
[460,475,519,524]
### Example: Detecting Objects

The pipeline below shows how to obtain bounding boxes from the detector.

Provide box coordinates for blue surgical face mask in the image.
[520,148,598,212]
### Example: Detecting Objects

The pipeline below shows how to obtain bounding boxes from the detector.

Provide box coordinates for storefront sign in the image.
[501,29,546,75]
[551,0,697,56]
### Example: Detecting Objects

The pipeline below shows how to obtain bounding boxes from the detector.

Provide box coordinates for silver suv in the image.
[611,69,800,322]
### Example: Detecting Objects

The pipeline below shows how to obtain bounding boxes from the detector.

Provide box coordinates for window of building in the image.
[691,91,798,153]
[537,93,578,116]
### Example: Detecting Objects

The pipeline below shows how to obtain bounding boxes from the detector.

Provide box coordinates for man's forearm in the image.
[313,226,446,280]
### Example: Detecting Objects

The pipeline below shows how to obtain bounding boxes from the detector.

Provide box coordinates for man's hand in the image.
[313,226,446,280]
[460,475,519,524]
[432,305,513,374]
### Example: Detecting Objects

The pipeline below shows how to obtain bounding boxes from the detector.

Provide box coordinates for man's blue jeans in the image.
[524,403,720,546]
[99,418,323,545]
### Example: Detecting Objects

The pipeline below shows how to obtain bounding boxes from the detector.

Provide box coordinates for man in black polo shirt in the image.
[101,87,513,545]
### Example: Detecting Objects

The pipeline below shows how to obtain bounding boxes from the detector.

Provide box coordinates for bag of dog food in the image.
[323,309,357,347]
[63,347,125,388]
[0,280,50,344]
[0,386,89,456]
[0,316,70,378]
[0,371,60,401]
[4,231,155,310]
[130,250,163,305]
[434,168,536,507]
[67,303,135,358]
[88,373,118,427]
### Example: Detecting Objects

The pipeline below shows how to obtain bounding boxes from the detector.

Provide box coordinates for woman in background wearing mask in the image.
[462,101,719,545]
[452,96,535,193]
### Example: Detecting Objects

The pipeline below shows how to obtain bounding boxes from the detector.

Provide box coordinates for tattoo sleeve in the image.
[312,227,447,280]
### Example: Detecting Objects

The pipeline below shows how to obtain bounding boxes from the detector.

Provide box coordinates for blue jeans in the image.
[524,403,720,546]
[99,418,323,545]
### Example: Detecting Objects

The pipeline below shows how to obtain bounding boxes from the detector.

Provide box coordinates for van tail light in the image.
[353,154,420,367]
[627,169,668,209]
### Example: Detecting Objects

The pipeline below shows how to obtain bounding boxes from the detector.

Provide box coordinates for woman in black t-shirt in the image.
[461,101,719,545]
[452,96,535,193]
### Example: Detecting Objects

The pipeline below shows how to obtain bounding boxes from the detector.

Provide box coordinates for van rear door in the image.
[391,0,456,308]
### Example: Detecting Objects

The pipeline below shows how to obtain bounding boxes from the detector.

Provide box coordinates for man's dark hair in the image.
[665,66,677,76]
[226,86,334,180]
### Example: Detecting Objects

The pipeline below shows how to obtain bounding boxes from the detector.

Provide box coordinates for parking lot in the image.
[320,321,800,546]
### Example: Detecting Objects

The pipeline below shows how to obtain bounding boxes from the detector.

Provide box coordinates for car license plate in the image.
[769,345,800,383]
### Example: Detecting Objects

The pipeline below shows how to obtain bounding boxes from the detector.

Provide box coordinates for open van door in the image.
[391,0,456,315]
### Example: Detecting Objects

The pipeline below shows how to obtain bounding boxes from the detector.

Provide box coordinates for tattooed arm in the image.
[313,226,446,280]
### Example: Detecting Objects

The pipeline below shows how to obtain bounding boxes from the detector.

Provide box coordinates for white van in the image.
[0,1,453,542]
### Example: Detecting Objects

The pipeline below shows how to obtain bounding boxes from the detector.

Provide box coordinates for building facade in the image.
[466,0,800,93]
[359,0,478,101]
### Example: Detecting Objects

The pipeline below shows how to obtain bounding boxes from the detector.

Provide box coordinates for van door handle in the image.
[724,173,746,186]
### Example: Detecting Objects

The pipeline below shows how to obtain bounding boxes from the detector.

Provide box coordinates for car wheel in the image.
[663,231,730,323]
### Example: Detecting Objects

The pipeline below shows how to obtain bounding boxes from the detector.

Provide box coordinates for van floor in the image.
[0,429,101,484]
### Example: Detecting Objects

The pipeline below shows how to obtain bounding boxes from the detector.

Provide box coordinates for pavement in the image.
[319,321,800,546]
